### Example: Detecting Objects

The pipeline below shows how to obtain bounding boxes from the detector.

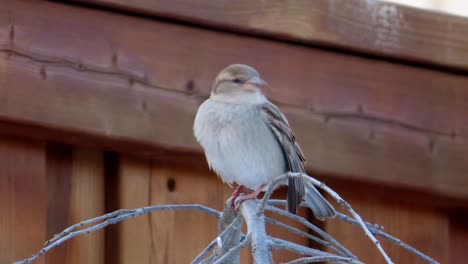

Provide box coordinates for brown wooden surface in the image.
[46,143,73,264]
[1,0,467,201]
[67,149,105,264]
[450,214,468,264]
[46,145,105,264]
[118,156,152,264]
[78,0,468,72]
[118,156,311,263]
[325,187,450,264]
[0,135,46,264]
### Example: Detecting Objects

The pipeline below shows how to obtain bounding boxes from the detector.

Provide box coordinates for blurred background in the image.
[0,0,467,263]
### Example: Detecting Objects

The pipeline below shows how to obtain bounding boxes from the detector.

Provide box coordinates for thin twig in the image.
[266,204,355,258]
[192,215,243,264]
[13,172,439,264]
[259,173,288,213]
[269,237,361,263]
[191,239,218,264]
[15,205,221,264]
[264,217,339,253]
[290,173,394,264]
[286,256,363,264]
[336,212,439,264]
[213,233,252,264]
[46,209,133,246]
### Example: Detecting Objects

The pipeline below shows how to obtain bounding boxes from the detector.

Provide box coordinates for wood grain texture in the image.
[46,143,73,264]
[46,145,105,264]
[118,157,244,263]
[1,1,468,200]
[67,149,105,264]
[150,162,234,263]
[78,0,468,71]
[118,156,152,264]
[118,157,311,263]
[0,135,46,264]
[325,187,450,263]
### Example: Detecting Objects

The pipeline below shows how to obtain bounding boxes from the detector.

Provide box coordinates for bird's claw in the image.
[233,193,259,211]
[231,185,249,208]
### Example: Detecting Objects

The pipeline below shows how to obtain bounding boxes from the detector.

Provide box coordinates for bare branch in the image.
[240,199,271,263]
[336,212,439,264]
[266,203,355,258]
[286,256,363,264]
[269,237,361,263]
[212,199,245,263]
[290,173,394,264]
[259,173,288,213]
[14,171,439,264]
[15,205,220,264]
[264,217,335,252]
[192,215,243,264]
[192,239,218,264]
[212,233,251,264]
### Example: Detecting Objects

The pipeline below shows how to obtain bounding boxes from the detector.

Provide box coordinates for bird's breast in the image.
[194,99,286,189]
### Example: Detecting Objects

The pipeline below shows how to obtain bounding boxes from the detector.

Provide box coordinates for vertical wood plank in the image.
[0,135,46,264]
[46,143,73,264]
[119,157,321,263]
[46,145,105,264]
[118,156,152,264]
[325,188,450,263]
[149,161,234,263]
[104,151,120,264]
[68,149,105,264]
[120,157,234,263]
[119,158,250,263]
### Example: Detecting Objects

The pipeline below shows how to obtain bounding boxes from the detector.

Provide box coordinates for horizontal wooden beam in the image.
[1,1,468,200]
[77,0,468,72]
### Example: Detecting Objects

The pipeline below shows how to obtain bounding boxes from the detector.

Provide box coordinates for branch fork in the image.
[15,173,439,264]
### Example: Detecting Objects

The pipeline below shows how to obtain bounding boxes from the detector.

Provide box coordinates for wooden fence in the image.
[0,0,467,263]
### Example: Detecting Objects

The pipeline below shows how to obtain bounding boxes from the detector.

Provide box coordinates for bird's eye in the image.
[232,78,243,84]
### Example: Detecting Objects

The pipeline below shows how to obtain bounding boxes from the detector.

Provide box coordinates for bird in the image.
[193,64,335,218]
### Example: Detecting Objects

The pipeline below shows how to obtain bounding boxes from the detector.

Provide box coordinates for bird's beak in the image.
[244,76,269,90]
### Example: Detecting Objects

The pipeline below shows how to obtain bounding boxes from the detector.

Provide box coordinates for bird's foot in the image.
[233,184,266,211]
[230,185,251,208]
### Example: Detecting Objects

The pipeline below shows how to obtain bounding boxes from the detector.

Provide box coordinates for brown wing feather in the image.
[261,102,305,213]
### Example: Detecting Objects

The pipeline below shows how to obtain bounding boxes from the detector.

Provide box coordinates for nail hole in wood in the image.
[186,80,195,92]
[40,67,47,80]
[357,104,364,114]
[167,178,176,192]
[428,137,436,153]
[111,53,118,66]
[9,25,14,41]
[129,77,135,86]
[451,129,457,140]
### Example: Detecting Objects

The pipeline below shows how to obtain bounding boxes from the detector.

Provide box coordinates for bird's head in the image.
[211,64,268,104]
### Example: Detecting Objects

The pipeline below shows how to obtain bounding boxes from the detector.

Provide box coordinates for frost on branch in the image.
[15,173,439,264]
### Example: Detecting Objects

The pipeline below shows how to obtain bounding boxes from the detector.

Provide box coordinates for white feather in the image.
[193,98,286,190]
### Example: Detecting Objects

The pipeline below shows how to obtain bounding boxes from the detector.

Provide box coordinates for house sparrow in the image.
[194,64,335,218]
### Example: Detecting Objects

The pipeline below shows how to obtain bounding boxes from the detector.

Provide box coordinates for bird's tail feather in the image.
[304,182,336,220]
[287,177,305,214]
